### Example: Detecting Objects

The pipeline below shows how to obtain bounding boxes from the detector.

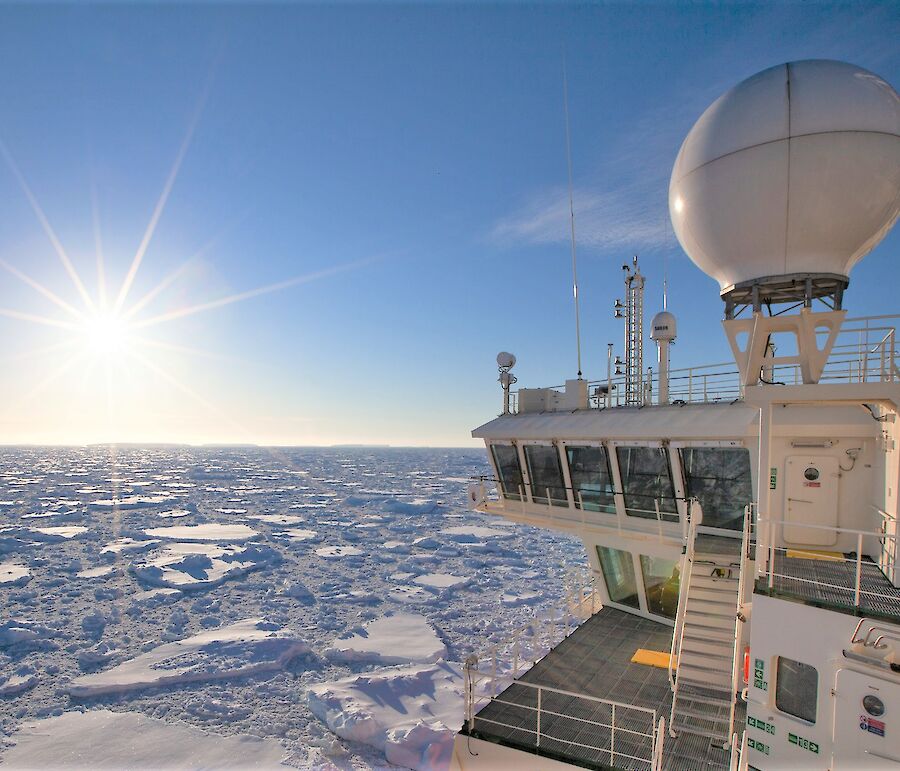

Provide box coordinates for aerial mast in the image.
[617,256,645,405]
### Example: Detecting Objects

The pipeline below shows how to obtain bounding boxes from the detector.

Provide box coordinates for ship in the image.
[451,59,900,770]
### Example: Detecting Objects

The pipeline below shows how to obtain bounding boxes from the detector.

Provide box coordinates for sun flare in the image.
[81,312,131,356]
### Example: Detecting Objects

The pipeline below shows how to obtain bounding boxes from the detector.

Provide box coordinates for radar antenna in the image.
[562,55,583,379]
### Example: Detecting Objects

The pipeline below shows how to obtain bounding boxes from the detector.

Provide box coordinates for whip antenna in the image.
[563,55,583,378]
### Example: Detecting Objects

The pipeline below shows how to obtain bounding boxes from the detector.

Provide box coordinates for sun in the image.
[81,312,131,356]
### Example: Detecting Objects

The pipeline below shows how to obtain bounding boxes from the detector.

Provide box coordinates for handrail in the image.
[726,504,753,747]
[669,499,700,699]
[465,668,659,770]
[505,312,900,412]
[730,730,747,771]
[653,716,666,771]
[756,517,899,611]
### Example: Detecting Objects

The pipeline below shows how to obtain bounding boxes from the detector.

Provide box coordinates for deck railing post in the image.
[536,688,542,748]
[491,649,497,697]
[768,519,775,590]
[855,532,863,607]
[513,637,519,677]
[611,703,616,766]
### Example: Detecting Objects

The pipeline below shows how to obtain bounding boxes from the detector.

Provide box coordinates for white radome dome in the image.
[650,311,677,341]
[669,60,900,295]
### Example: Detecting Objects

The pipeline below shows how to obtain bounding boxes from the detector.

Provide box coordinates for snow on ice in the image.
[3,709,290,769]
[324,613,446,665]
[69,618,313,697]
[307,662,464,771]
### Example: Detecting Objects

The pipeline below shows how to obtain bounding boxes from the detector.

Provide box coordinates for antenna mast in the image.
[623,256,645,405]
[563,57,583,379]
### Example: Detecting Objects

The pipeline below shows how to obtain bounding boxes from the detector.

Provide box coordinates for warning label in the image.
[860,715,886,737]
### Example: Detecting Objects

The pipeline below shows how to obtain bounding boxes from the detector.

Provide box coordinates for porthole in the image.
[863,694,885,717]
[804,467,820,481]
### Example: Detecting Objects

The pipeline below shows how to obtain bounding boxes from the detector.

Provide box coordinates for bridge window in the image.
[596,546,639,608]
[775,657,818,723]
[640,555,680,619]
[565,445,616,513]
[491,444,523,501]
[616,446,678,522]
[524,445,568,507]
[680,447,753,531]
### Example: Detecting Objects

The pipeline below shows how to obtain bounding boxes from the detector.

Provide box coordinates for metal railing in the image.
[730,730,747,771]
[461,568,661,770]
[472,475,686,538]
[505,313,900,413]
[726,505,753,746]
[668,502,700,694]
[464,668,661,770]
[756,517,900,613]
[468,567,599,695]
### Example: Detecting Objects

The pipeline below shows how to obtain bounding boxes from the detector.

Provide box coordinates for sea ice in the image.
[308,661,464,771]
[324,613,446,665]
[315,545,363,558]
[0,562,30,586]
[131,542,277,590]
[143,523,258,541]
[413,573,471,592]
[69,618,313,697]
[442,525,506,541]
[1,709,290,768]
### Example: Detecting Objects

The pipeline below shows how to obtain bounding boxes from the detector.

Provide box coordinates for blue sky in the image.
[0,2,897,446]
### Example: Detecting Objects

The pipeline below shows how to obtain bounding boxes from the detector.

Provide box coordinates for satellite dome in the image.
[650,311,677,341]
[669,60,900,300]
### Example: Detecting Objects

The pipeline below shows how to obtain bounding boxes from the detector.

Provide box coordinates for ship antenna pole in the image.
[563,54,583,379]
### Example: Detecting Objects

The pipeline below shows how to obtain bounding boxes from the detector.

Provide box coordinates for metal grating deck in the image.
[462,607,743,770]
[760,552,900,620]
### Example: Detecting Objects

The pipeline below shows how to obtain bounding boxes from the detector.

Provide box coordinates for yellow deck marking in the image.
[631,649,674,668]
[786,548,843,561]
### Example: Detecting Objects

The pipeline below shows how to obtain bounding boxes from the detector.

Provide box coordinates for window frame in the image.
[562,442,617,515]
[595,544,641,610]
[612,443,680,523]
[675,441,754,533]
[774,656,818,724]
[522,441,570,508]
[489,442,525,502]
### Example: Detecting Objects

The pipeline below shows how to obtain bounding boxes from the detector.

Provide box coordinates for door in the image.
[833,668,900,768]
[783,455,839,545]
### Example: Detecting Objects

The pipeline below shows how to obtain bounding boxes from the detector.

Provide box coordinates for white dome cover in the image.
[669,60,900,293]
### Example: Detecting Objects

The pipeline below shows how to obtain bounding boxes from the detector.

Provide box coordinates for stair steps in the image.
[671,546,742,748]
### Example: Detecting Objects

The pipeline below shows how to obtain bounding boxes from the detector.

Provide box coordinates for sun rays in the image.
[0,99,368,440]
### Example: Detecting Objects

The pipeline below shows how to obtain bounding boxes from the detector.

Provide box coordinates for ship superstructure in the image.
[452,60,900,771]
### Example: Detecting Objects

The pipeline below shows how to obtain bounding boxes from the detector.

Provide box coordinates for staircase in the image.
[669,505,750,749]
[671,552,740,744]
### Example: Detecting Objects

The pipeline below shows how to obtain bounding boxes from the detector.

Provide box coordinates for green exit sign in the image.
[770,468,777,489]
[789,733,820,754]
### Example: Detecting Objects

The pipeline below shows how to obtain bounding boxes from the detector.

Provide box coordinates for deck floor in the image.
[464,607,743,770]
[761,552,900,619]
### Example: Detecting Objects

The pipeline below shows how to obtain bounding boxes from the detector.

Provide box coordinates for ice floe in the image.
[131,542,278,590]
[2,709,290,768]
[315,545,363,558]
[69,618,312,697]
[324,613,446,665]
[0,562,30,586]
[143,523,258,541]
[308,662,464,771]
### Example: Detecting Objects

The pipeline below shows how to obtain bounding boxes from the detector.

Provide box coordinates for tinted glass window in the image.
[616,446,678,522]
[524,445,568,507]
[680,447,753,531]
[776,657,818,723]
[491,444,523,501]
[596,546,639,608]
[566,446,616,514]
[639,555,680,619]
